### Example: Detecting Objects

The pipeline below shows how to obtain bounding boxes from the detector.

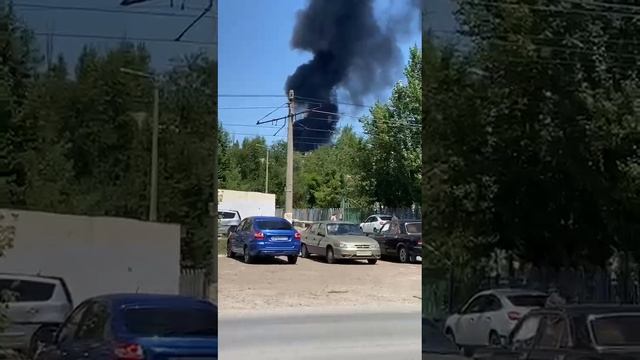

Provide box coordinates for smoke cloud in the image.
[285,0,418,152]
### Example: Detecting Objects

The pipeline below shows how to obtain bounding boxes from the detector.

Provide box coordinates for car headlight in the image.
[339,242,349,248]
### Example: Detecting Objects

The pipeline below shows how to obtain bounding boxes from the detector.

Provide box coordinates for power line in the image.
[12,3,215,19]
[31,31,215,46]
[218,94,286,98]
[219,106,290,110]
[255,103,288,124]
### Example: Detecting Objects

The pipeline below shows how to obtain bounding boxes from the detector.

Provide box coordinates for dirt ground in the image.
[218,254,421,315]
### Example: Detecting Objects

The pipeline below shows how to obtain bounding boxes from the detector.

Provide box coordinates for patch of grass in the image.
[217,236,227,255]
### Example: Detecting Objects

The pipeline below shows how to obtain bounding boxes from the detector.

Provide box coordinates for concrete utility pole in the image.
[119,67,158,222]
[265,147,269,193]
[285,90,295,221]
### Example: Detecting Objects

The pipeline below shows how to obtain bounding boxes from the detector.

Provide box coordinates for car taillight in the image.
[294,232,301,240]
[254,231,265,240]
[417,240,423,245]
[508,311,521,321]
[114,343,144,360]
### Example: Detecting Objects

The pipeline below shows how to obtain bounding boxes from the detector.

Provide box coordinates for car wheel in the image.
[367,259,377,265]
[243,246,253,264]
[227,240,234,258]
[287,255,298,264]
[29,325,57,359]
[489,330,501,347]
[301,244,309,258]
[398,245,409,263]
[326,247,335,264]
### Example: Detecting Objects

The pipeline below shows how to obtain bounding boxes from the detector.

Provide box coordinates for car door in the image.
[52,301,91,360]
[230,219,244,252]
[0,277,60,335]
[303,224,317,254]
[508,313,544,359]
[361,216,373,234]
[455,295,489,345]
[473,294,503,345]
[235,219,251,252]
[527,313,569,360]
[374,222,392,255]
[316,224,329,251]
[74,301,112,360]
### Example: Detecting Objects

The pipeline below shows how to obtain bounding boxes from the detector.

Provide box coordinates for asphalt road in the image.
[219,309,421,360]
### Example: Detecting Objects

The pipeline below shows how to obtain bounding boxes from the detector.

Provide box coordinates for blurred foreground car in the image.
[370,219,422,263]
[423,318,466,360]
[300,222,381,264]
[474,304,640,360]
[227,216,301,264]
[0,273,73,357]
[35,293,217,360]
[444,289,548,355]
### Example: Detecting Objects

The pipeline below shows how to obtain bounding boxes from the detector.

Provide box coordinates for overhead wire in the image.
[12,2,216,19]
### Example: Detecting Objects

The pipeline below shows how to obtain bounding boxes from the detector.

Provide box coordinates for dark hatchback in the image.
[370,219,422,263]
[35,293,217,360]
[474,304,640,360]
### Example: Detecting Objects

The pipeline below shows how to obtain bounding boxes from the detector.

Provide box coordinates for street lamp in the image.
[120,67,159,222]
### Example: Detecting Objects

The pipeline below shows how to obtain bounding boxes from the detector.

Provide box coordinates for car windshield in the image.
[326,223,363,235]
[124,306,217,337]
[255,219,292,230]
[405,222,421,234]
[508,295,548,307]
[590,315,640,346]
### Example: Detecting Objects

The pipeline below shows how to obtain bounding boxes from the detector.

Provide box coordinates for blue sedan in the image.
[227,216,301,264]
[35,293,217,360]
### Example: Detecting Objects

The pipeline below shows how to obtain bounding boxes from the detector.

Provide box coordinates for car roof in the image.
[92,293,216,309]
[218,209,239,213]
[0,273,66,284]
[533,304,640,316]
[476,288,548,297]
[247,216,287,221]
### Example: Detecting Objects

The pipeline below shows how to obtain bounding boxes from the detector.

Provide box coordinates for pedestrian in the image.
[545,284,566,308]
[330,213,337,221]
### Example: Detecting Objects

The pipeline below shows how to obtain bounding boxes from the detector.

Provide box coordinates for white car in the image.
[359,214,393,234]
[443,289,548,354]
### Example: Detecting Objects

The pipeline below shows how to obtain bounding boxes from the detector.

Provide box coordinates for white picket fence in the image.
[179,268,209,299]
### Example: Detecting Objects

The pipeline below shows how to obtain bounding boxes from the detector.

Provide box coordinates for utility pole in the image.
[119,67,158,222]
[210,0,218,297]
[265,147,269,193]
[285,90,295,221]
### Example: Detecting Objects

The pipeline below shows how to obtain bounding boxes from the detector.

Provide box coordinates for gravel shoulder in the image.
[218,254,421,315]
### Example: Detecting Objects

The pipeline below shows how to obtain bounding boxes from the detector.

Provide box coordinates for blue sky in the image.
[219,0,421,145]
[13,0,215,73]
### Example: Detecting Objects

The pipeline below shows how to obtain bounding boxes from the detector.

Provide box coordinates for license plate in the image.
[356,250,372,256]
[271,236,289,241]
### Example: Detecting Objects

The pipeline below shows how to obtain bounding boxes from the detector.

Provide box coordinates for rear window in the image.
[405,222,421,234]
[218,212,237,219]
[255,219,292,230]
[124,307,217,337]
[379,216,392,221]
[0,279,55,302]
[508,295,548,307]
[591,315,640,346]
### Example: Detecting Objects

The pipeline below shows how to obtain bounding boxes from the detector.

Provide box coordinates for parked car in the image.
[474,304,640,360]
[218,209,242,236]
[0,273,73,357]
[300,222,381,264]
[227,216,301,264]
[34,293,217,360]
[444,289,548,356]
[359,214,393,234]
[370,219,422,263]
[423,318,466,360]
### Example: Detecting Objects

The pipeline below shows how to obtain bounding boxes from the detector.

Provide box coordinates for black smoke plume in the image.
[285,0,417,152]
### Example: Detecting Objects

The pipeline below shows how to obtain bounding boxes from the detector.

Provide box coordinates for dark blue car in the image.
[35,293,217,360]
[227,216,301,264]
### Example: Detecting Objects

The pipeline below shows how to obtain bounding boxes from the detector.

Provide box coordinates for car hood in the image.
[329,235,379,246]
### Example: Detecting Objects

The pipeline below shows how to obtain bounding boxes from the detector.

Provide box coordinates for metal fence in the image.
[424,264,640,320]
[179,268,209,299]
[276,206,421,223]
